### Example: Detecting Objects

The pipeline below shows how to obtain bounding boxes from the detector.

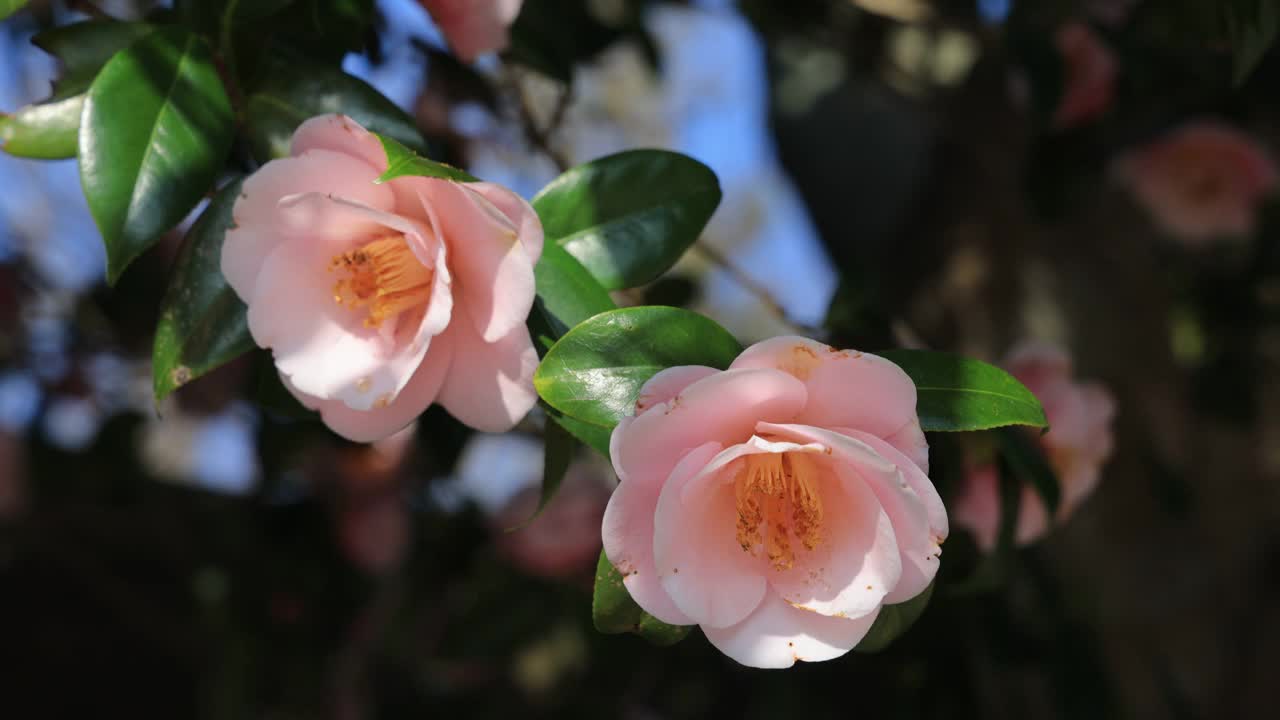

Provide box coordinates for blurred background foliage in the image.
[3,0,1280,717]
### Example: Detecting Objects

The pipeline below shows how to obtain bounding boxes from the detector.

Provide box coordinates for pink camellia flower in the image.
[221,114,542,441]
[953,342,1116,549]
[1053,22,1117,130]
[1115,121,1278,243]
[603,336,947,668]
[419,0,524,63]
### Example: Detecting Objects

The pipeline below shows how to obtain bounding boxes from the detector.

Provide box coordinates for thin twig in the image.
[510,69,572,173]
[692,241,823,336]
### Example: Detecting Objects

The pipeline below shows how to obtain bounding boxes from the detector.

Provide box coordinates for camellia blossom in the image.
[419,0,524,62]
[221,114,542,441]
[602,336,947,668]
[1115,121,1278,243]
[1053,22,1117,130]
[953,342,1116,549]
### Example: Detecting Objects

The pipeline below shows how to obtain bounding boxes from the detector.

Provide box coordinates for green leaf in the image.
[592,550,691,646]
[0,0,28,21]
[152,178,254,402]
[2,22,157,159]
[508,417,576,530]
[546,408,612,457]
[997,425,1062,516]
[529,241,616,350]
[527,234,616,458]
[373,133,477,184]
[531,150,722,291]
[244,55,426,162]
[79,27,235,284]
[855,579,935,653]
[534,307,742,429]
[1,96,82,159]
[877,349,1049,432]
[33,21,157,101]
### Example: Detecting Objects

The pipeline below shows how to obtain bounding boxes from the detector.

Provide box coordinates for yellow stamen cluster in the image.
[329,234,433,328]
[734,453,825,571]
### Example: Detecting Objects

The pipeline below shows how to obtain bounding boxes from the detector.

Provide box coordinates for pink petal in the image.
[290,114,389,173]
[759,422,943,605]
[654,438,834,628]
[434,302,539,432]
[602,441,723,626]
[421,0,523,62]
[222,150,392,298]
[282,338,452,442]
[952,464,1000,551]
[832,427,947,543]
[634,366,718,414]
[248,194,447,411]
[702,591,880,669]
[730,336,918,439]
[417,180,536,342]
[611,368,807,495]
[884,416,930,474]
[463,181,544,264]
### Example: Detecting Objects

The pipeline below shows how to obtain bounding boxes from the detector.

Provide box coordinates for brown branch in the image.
[509,69,572,173]
[692,240,824,337]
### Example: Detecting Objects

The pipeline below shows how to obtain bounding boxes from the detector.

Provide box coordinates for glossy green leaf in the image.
[531,150,721,291]
[0,96,82,159]
[32,21,157,101]
[374,134,477,183]
[546,408,612,457]
[529,241,616,351]
[0,0,28,21]
[534,307,743,430]
[528,237,616,457]
[855,579,935,653]
[244,56,426,162]
[3,22,156,159]
[877,349,1049,432]
[592,550,691,646]
[153,178,254,402]
[997,425,1062,516]
[80,27,234,284]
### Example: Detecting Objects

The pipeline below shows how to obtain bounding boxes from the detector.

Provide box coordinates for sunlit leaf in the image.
[80,27,234,283]
[878,349,1049,432]
[534,307,743,430]
[531,150,721,290]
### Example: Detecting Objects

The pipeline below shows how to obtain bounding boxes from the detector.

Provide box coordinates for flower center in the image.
[329,234,433,328]
[734,452,825,571]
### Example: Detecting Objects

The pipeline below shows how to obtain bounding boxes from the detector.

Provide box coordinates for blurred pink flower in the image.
[953,342,1116,549]
[493,460,610,580]
[419,0,524,62]
[221,114,542,441]
[603,336,947,668]
[1115,121,1277,243]
[338,492,411,575]
[1053,22,1117,130]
